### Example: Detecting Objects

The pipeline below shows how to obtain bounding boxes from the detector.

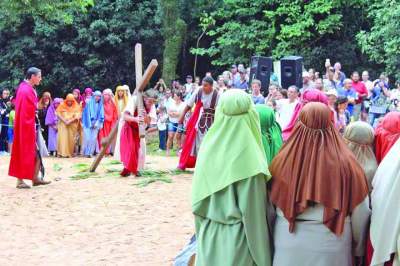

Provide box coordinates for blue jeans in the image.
[368,113,384,128]
[159,130,167,150]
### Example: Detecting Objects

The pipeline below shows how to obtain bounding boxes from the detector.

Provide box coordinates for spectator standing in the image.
[0,89,10,155]
[334,62,346,87]
[233,70,248,90]
[251,79,265,104]
[231,65,240,85]
[362,71,374,97]
[166,91,186,156]
[314,78,324,91]
[301,71,315,92]
[323,65,338,91]
[369,80,390,127]
[184,75,194,95]
[335,96,351,135]
[337,79,357,118]
[217,76,229,93]
[276,85,299,129]
[351,71,368,121]
[157,105,168,151]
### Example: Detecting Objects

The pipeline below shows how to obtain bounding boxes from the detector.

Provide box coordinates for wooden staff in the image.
[89,58,158,172]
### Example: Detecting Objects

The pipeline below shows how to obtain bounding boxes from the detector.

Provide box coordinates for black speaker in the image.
[280,56,303,89]
[249,56,273,96]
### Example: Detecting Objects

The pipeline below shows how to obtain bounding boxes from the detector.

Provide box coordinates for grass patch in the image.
[53,163,62,172]
[146,133,179,157]
[69,172,100,180]
[72,163,90,172]
[105,160,122,165]
[134,176,173,188]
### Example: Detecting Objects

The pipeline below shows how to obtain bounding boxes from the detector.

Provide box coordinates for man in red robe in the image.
[9,67,51,189]
[119,89,157,177]
[98,89,118,155]
[178,77,220,170]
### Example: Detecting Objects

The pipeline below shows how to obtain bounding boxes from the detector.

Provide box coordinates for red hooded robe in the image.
[9,81,37,180]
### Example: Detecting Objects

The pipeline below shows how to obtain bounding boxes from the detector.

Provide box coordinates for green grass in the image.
[146,133,179,157]
[53,163,62,172]
[134,176,173,188]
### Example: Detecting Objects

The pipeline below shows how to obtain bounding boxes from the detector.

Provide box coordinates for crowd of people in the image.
[2,61,400,265]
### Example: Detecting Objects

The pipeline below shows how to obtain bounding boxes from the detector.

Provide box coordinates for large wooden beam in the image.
[135,43,143,83]
[89,59,158,172]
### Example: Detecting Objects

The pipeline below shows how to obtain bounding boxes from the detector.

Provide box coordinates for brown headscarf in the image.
[269,102,369,236]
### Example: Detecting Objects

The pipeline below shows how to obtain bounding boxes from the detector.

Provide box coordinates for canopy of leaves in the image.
[357,0,400,80]
[0,0,162,96]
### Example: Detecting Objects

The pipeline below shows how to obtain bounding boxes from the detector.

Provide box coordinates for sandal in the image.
[33,180,51,186]
[16,183,31,189]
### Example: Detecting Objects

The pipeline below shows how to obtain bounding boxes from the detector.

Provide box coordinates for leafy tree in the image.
[0,0,162,96]
[160,0,186,86]
[357,0,400,80]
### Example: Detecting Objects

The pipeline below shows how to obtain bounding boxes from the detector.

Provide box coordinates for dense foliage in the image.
[0,0,399,96]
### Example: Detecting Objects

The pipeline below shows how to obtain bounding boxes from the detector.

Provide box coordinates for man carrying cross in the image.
[178,76,220,170]
[119,89,158,177]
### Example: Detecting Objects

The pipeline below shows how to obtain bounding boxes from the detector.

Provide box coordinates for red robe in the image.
[178,101,203,170]
[374,112,400,163]
[120,111,141,175]
[98,100,118,154]
[9,81,37,180]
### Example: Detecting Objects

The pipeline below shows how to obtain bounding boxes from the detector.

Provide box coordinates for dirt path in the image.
[0,155,194,266]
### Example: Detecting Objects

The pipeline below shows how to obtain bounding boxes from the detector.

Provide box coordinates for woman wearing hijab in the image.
[98,89,118,155]
[255,105,283,164]
[374,111,400,164]
[37,91,52,145]
[367,139,400,266]
[82,91,104,157]
[282,89,329,141]
[82,88,93,109]
[270,102,370,266]
[45,98,63,156]
[193,90,272,266]
[56,94,82,157]
[72,89,83,105]
[344,121,378,191]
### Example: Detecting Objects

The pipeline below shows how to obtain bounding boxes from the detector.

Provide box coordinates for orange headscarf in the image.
[56,94,82,119]
[270,102,369,236]
[38,91,52,110]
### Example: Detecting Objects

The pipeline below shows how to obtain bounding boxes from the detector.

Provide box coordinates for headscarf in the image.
[72,89,83,104]
[370,138,400,266]
[82,88,93,109]
[45,98,63,126]
[103,88,114,98]
[115,85,129,114]
[82,90,104,128]
[38,91,52,110]
[375,111,400,163]
[192,89,270,206]
[56,94,82,116]
[255,105,283,164]
[282,89,328,141]
[344,121,378,191]
[270,102,369,236]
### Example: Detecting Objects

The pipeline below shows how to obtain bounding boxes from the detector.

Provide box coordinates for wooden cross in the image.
[89,43,158,172]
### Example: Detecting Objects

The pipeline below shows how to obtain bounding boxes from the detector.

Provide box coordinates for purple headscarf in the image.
[45,98,63,126]
[83,88,93,108]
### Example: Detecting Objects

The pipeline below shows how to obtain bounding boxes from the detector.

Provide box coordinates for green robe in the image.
[193,175,272,266]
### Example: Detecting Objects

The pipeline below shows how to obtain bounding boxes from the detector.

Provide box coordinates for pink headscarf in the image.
[73,88,83,104]
[82,88,93,108]
[282,89,329,141]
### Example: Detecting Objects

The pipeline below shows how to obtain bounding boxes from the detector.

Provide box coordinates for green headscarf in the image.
[192,89,271,206]
[255,105,283,164]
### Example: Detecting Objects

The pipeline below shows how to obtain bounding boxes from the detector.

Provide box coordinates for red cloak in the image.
[9,81,37,180]
[178,101,203,170]
[98,100,118,154]
[374,112,400,163]
[120,114,140,175]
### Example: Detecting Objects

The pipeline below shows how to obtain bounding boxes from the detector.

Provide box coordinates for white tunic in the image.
[273,199,370,266]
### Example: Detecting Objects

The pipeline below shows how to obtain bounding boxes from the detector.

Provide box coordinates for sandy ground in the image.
[0,154,194,266]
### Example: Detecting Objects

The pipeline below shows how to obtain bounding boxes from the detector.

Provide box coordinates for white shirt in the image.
[277,99,298,129]
[167,100,186,123]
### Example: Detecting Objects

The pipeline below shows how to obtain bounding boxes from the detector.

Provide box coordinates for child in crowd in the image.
[266,98,280,121]
[335,96,351,135]
[7,102,15,153]
[157,105,168,151]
